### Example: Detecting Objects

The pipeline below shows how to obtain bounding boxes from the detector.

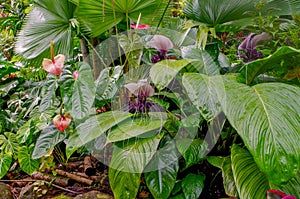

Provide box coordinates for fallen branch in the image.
[0,179,79,194]
[31,171,69,187]
[55,169,93,186]
[84,156,96,176]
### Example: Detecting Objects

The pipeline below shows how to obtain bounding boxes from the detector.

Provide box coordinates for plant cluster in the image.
[0,0,300,199]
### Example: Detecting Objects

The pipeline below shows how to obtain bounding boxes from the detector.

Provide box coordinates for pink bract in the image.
[42,54,65,75]
[131,24,149,29]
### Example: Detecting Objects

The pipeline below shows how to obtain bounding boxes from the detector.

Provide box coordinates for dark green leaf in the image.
[176,138,207,168]
[39,74,58,112]
[182,173,205,199]
[32,124,66,159]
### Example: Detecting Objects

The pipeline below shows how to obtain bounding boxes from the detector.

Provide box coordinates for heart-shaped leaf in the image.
[18,145,40,175]
[109,135,161,199]
[220,77,300,184]
[39,74,58,112]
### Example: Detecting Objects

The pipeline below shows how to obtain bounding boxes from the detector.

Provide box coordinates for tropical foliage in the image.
[0,0,299,198]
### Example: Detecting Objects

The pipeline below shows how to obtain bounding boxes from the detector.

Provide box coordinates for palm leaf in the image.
[15,0,76,65]
[77,0,170,37]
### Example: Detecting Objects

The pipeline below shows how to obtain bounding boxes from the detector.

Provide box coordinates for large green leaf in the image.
[109,135,161,199]
[18,145,40,175]
[221,77,300,184]
[0,154,12,179]
[63,62,96,120]
[181,173,205,199]
[107,112,167,143]
[181,47,220,76]
[238,46,300,84]
[150,59,193,90]
[144,137,179,199]
[39,74,58,112]
[32,124,67,159]
[182,74,223,121]
[176,138,207,168]
[66,111,131,155]
[15,0,76,64]
[277,171,300,198]
[77,0,170,37]
[184,0,300,28]
[231,145,270,199]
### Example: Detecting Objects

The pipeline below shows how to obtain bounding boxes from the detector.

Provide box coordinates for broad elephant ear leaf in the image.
[231,145,270,199]
[220,77,300,184]
[15,0,76,65]
[77,0,170,37]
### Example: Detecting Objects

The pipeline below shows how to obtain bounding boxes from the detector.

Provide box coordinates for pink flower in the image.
[73,70,78,79]
[146,35,174,63]
[267,190,297,199]
[131,24,150,29]
[42,54,65,75]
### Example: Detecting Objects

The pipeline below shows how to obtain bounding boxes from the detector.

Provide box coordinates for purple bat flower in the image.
[146,35,174,63]
[238,32,271,62]
[124,79,154,114]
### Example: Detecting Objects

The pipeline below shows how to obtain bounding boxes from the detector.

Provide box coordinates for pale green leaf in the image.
[18,145,40,175]
[0,154,12,179]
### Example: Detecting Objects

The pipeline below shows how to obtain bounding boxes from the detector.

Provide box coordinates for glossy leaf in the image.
[109,135,161,199]
[66,111,131,155]
[77,0,170,37]
[18,145,40,175]
[39,74,58,112]
[238,46,300,84]
[144,137,179,199]
[231,145,270,199]
[182,74,223,121]
[150,59,193,90]
[221,77,300,184]
[32,124,66,159]
[0,154,12,179]
[181,47,220,76]
[15,0,75,64]
[182,173,205,199]
[107,112,167,143]
[63,62,96,120]
[277,171,300,198]
[176,138,207,168]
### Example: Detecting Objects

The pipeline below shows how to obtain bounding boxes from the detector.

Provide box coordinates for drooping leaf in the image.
[231,145,270,199]
[0,154,12,179]
[107,112,167,143]
[220,77,300,184]
[77,0,170,37]
[63,62,96,120]
[182,74,223,121]
[176,138,207,168]
[32,124,66,159]
[238,46,300,84]
[15,0,76,64]
[109,135,161,199]
[150,59,193,90]
[181,47,220,75]
[181,173,205,199]
[144,136,179,199]
[221,157,239,198]
[39,74,58,112]
[18,145,40,175]
[66,111,131,156]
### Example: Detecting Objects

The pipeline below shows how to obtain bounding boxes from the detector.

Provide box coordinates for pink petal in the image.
[131,24,150,29]
[73,70,78,79]
[42,54,65,75]
[146,35,174,51]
